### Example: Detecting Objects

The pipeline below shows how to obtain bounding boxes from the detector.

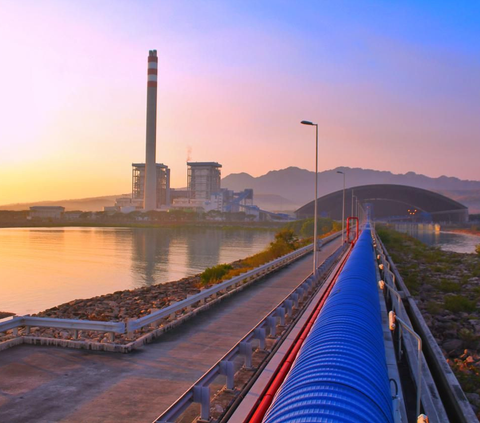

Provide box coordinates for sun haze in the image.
[0,1,479,204]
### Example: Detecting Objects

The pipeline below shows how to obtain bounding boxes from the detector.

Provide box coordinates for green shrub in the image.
[200,264,233,285]
[476,244,480,256]
[432,265,447,273]
[444,295,476,313]
[284,217,337,238]
[438,279,461,293]
[425,301,442,315]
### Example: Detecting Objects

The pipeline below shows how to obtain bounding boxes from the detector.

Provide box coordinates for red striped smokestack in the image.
[144,50,158,210]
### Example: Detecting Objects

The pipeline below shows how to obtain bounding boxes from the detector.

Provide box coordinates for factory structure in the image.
[106,50,256,217]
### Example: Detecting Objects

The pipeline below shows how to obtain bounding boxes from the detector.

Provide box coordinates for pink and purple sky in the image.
[1,1,479,204]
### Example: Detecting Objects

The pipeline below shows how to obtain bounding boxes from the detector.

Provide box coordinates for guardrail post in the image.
[126,319,135,339]
[276,307,286,326]
[72,329,78,339]
[240,341,253,369]
[297,287,304,302]
[193,385,210,421]
[292,293,299,308]
[254,327,266,350]
[149,309,159,329]
[284,300,293,316]
[267,316,277,338]
[25,326,30,335]
[12,328,18,337]
[220,360,235,390]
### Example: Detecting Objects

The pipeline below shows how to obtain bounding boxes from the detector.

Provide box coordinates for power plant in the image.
[107,50,260,217]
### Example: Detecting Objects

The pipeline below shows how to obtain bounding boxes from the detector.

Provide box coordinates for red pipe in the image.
[247,246,353,423]
[346,216,359,244]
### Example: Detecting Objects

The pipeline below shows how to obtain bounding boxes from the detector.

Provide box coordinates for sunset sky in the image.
[1,1,479,204]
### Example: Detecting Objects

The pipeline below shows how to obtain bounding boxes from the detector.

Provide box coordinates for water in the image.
[0,227,275,315]
[394,225,480,254]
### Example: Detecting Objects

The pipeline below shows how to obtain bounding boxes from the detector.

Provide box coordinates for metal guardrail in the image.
[0,316,125,339]
[126,232,341,334]
[373,231,450,422]
[374,230,477,423]
[154,242,346,423]
[0,232,341,342]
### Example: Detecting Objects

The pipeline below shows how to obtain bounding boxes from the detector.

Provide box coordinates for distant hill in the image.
[222,167,480,213]
[0,194,130,212]
[253,194,297,212]
[3,167,480,213]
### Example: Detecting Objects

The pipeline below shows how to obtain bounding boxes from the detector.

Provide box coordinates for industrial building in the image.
[132,163,170,208]
[296,184,469,223]
[187,162,221,200]
[29,206,65,220]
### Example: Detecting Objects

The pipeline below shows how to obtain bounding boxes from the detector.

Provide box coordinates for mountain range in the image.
[222,167,480,213]
[2,167,479,213]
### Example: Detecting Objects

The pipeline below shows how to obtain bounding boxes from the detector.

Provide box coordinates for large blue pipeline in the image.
[263,228,394,423]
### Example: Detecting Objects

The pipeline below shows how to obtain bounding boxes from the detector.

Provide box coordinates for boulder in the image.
[443,339,463,355]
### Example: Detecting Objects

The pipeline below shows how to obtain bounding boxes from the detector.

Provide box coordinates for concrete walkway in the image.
[0,240,340,423]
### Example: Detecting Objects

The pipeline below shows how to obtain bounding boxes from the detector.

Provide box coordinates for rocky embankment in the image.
[0,258,249,346]
[0,312,15,319]
[378,227,480,419]
[0,276,201,345]
[35,276,201,322]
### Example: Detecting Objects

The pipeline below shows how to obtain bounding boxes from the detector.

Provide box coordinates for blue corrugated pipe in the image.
[263,228,393,423]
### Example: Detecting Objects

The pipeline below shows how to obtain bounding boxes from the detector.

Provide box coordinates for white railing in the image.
[0,231,341,342]
[0,315,125,338]
[127,231,340,333]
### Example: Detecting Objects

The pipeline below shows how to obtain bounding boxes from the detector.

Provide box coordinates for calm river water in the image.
[0,227,275,315]
[396,227,480,254]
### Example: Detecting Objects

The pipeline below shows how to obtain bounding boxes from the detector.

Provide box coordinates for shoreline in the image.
[443,228,480,238]
[0,259,244,345]
[0,228,319,345]
[0,221,283,231]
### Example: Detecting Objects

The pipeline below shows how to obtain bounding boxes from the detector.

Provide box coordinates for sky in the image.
[1,0,479,204]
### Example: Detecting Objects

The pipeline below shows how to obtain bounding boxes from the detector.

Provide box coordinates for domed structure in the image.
[295,184,468,223]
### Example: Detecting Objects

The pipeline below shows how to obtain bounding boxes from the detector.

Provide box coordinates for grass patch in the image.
[200,264,233,285]
[425,301,442,315]
[438,279,461,293]
[199,227,333,287]
[444,295,477,313]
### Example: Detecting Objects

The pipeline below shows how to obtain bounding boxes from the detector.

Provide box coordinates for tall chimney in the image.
[144,50,158,210]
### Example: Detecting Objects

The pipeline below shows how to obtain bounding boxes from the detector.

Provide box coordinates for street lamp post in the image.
[301,120,318,274]
[351,189,354,217]
[337,171,345,243]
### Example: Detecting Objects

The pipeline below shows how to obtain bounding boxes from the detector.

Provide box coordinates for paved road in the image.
[0,239,341,423]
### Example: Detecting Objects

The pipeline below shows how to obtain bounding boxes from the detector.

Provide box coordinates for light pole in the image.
[301,120,318,274]
[337,170,345,243]
[351,189,354,217]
